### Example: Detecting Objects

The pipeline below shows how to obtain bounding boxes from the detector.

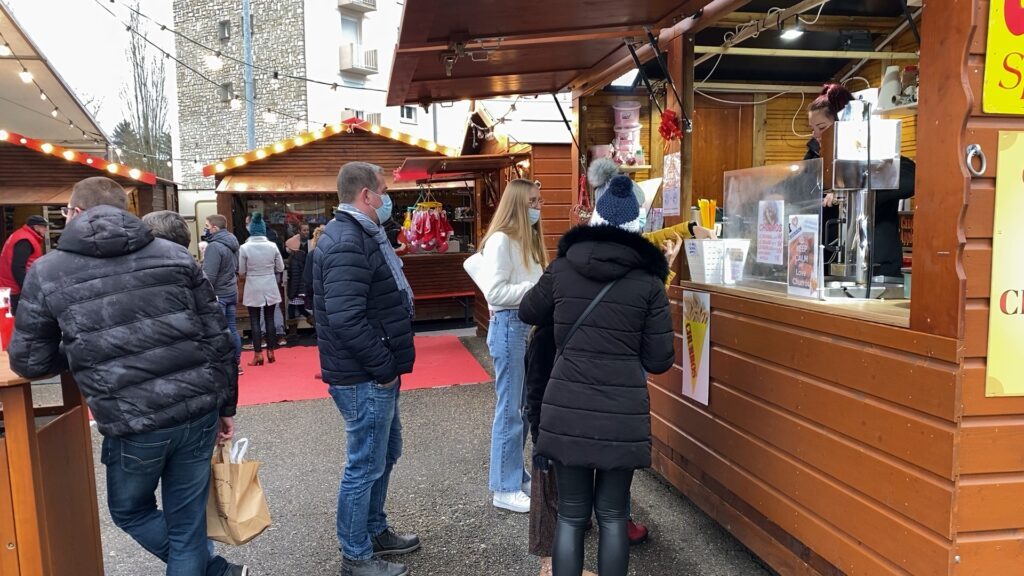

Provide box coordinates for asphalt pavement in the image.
[89,332,773,576]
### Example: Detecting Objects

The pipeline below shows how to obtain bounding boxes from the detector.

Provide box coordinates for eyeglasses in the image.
[528,196,544,208]
[60,206,75,218]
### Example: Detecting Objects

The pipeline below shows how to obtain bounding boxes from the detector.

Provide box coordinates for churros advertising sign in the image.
[986,132,1024,397]
[682,290,711,406]
[984,1,1024,114]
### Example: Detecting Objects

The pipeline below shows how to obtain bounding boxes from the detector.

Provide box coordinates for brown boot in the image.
[248,352,264,366]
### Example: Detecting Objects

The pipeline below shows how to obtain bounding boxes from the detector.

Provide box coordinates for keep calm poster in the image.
[662,152,681,216]
[682,290,711,406]
[786,214,820,298]
[756,200,784,265]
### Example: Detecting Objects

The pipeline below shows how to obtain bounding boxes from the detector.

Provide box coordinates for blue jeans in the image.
[217,294,242,364]
[102,411,231,576]
[487,309,530,493]
[329,380,403,561]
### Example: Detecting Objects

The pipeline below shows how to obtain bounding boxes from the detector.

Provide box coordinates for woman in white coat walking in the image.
[239,212,285,366]
[476,179,548,513]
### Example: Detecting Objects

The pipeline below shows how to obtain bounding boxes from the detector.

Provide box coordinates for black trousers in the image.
[552,463,633,576]
[247,305,277,353]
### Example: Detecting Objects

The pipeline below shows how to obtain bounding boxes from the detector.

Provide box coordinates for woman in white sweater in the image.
[479,179,548,513]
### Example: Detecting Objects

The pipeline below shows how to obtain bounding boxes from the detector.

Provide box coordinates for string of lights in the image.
[111,0,388,95]
[0,28,105,143]
[90,0,338,144]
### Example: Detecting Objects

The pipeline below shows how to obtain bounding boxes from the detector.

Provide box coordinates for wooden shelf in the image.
[619,164,653,173]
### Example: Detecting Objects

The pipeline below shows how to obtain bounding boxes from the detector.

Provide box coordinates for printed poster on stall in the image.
[756,200,784,265]
[983,1,1024,115]
[787,214,820,298]
[682,290,711,406]
[662,152,681,216]
[986,132,1024,396]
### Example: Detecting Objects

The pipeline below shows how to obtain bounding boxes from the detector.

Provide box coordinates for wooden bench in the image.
[414,291,475,324]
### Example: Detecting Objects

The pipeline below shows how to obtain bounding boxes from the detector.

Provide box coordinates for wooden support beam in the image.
[695,46,920,59]
[395,26,651,54]
[697,82,821,93]
[711,12,902,34]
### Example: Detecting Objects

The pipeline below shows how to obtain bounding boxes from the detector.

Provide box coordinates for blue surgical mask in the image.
[528,208,541,225]
[375,193,393,224]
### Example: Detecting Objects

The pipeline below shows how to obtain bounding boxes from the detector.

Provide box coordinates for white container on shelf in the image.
[613,125,642,152]
[684,239,725,284]
[612,101,642,127]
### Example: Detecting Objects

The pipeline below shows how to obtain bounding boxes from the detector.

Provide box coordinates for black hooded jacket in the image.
[9,205,237,437]
[519,225,675,470]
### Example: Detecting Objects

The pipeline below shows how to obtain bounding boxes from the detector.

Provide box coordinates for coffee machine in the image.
[819,108,903,291]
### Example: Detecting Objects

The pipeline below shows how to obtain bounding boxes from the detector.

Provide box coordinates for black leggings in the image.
[247,305,277,353]
[552,463,634,576]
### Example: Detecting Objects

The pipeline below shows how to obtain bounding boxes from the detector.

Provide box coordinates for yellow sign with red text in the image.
[984,1,1024,114]
[986,132,1024,396]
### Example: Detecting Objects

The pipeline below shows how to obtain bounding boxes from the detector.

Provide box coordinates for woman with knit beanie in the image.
[239,212,285,366]
[519,175,675,576]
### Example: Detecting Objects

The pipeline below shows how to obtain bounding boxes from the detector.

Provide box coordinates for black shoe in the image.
[226,565,250,576]
[372,528,421,557]
[341,558,408,576]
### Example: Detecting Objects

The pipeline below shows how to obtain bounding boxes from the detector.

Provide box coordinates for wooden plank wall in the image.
[953,2,1024,572]
[652,285,960,576]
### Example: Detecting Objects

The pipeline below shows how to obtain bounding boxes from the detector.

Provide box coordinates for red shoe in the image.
[627,519,649,546]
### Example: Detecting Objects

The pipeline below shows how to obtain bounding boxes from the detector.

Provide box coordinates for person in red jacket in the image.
[0,215,48,313]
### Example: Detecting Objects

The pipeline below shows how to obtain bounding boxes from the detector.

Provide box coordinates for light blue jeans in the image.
[329,380,403,561]
[487,309,531,493]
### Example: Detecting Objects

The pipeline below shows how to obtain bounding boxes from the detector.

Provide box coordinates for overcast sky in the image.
[4,0,178,136]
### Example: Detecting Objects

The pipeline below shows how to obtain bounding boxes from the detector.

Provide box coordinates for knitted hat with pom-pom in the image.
[590,175,642,233]
[248,212,267,237]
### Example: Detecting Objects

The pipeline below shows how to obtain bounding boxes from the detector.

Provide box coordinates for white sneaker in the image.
[522,479,532,495]
[493,490,530,513]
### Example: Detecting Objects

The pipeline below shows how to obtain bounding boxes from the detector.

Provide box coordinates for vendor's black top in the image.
[806,139,916,277]
[8,205,237,438]
[519,224,675,471]
[312,211,415,386]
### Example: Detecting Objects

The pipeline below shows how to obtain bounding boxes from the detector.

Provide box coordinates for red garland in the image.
[659,109,684,142]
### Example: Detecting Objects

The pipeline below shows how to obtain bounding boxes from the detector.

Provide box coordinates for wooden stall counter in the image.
[679,281,911,328]
[0,353,103,576]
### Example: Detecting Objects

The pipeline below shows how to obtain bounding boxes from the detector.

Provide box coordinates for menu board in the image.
[787,215,820,298]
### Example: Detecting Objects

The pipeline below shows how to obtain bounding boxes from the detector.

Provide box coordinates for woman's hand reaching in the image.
[661,232,684,268]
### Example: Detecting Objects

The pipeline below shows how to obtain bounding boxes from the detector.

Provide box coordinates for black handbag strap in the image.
[559,279,618,357]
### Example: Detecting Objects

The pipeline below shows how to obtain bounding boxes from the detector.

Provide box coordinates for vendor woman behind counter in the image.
[805,83,915,278]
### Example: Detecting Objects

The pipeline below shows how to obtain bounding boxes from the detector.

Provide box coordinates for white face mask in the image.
[528,208,541,225]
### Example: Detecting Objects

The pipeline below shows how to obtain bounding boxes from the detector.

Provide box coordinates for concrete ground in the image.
[88,330,773,576]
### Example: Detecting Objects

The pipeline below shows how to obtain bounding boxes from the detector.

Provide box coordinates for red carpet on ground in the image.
[237,335,491,407]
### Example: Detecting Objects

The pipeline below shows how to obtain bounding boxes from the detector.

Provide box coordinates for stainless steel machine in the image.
[819,112,904,297]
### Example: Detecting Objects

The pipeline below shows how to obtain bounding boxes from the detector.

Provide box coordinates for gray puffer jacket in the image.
[8,205,237,437]
[202,229,240,298]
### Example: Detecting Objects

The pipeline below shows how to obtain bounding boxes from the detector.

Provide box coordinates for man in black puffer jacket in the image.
[313,162,418,576]
[9,177,246,576]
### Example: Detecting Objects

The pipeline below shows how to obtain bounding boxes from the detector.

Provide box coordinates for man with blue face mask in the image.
[312,162,419,576]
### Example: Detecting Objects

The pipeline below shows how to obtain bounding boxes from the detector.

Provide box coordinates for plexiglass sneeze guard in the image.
[721,159,825,299]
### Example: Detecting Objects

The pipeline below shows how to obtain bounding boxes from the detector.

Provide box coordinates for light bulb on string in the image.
[271,71,280,86]
[229,96,242,111]
[50,108,59,118]
[19,68,33,83]
[0,43,11,57]
[39,92,47,101]
[262,109,278,123]
[205,51,224,71]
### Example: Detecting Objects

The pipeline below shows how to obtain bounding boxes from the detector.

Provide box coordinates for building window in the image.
[366,112,382,126]
[217,82,234,102]
[341,15,361,45]
[400,106,417,124]
[218,20,231,42]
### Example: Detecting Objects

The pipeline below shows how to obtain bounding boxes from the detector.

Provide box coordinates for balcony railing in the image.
[339,44,378,75]
[337,0,376,12]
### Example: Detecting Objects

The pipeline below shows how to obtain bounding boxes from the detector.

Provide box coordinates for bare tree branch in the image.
[117,4,171,179]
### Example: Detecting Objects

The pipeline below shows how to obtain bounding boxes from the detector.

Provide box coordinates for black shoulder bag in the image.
[558,279,619,358]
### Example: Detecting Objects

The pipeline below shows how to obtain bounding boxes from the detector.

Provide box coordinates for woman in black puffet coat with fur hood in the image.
[519,175,675,576]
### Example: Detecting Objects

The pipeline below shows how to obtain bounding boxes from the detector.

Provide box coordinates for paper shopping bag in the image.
[207,438,271,545]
